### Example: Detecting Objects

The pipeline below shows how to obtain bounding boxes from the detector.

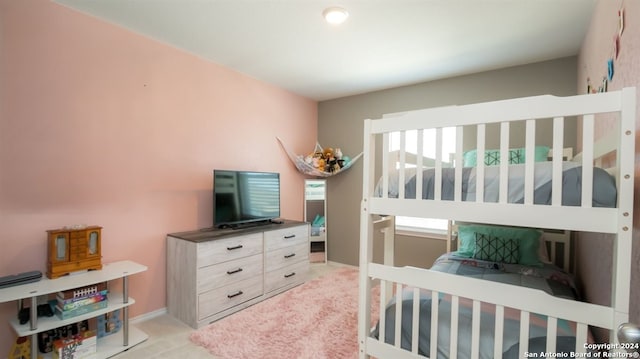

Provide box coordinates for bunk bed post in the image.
[611,87,636,344]
[358,119,376,359]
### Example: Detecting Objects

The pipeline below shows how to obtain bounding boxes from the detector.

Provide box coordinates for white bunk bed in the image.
[358,88,636,359]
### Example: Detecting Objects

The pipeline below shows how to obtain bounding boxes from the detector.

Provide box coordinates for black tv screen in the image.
[213,170,280,228]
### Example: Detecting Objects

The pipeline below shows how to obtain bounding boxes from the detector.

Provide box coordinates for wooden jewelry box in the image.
[46,226,102,279]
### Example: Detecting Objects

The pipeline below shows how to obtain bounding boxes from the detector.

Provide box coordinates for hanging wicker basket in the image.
[277,137,363,178]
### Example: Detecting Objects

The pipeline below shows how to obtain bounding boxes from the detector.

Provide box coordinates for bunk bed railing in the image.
[368,264,614,359]
[367,198,618,233]
[369,88,636,235]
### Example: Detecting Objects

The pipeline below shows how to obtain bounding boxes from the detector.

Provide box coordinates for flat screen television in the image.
[213,170,280,228]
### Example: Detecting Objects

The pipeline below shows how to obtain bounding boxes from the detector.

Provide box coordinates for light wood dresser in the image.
[166,220,309,328]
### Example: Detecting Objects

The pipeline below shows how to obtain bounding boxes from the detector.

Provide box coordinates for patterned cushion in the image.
[463,146,550,167]
[483,148,524,166]
[473,233,519,264]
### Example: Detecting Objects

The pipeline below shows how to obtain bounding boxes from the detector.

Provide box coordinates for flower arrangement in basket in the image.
[277,137,362,178]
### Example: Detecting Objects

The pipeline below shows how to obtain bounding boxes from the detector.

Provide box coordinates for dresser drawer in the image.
[197,233,262,268]
[264,225,309,252]
[265,243,308,272]
[198,276,263,320]
[265,261,308,293]
[198,253,263,293]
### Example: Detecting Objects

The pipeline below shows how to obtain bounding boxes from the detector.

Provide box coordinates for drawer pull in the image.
[284,272,296,278]
[284,234,296,239]
[284,253,296,259]
[227,290,244,299]
[226,268,243,275]
[227,244,244,251]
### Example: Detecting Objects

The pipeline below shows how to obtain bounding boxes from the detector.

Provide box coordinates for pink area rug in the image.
[190,267,380,359]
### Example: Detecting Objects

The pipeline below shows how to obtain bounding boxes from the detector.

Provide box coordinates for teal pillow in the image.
[473,233,519,264]
[533,145,551,162]
[463,146,550,167]
[455,224,482,257]
[455,224,543,266]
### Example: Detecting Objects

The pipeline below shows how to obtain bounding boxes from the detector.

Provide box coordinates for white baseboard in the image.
[130,307,167,324]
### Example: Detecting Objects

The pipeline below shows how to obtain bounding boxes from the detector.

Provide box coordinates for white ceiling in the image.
[53,0,597,101]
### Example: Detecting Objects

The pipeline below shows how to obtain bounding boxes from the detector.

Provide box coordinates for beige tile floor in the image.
[115,262,347,358]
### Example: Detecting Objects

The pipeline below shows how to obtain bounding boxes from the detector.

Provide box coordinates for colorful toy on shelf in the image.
[9,336,42,359]
[97,309,122,338]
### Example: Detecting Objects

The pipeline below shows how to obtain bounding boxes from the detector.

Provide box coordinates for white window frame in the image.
[389,127,456,238]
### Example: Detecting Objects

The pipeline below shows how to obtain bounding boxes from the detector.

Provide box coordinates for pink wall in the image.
[0,0,316,352]
[576,0,639,340]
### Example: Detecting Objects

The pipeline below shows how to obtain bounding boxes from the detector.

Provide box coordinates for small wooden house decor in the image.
[46,225,102,279]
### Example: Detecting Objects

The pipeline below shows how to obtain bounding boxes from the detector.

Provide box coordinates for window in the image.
[389,127,456,235]
[389,128,456,165]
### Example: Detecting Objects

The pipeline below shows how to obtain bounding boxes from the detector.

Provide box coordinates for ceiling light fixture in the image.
[323,6,349,25]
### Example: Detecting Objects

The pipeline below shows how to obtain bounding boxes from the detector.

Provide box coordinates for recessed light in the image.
[323,6,349,25]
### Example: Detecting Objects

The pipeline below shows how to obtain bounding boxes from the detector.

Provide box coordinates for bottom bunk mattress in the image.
[373,254,585,358]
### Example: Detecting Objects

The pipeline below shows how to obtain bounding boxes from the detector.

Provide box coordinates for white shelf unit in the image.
[304,179,327,263]
[0,260,148,359]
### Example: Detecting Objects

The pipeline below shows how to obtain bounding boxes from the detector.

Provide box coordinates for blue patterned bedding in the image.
[375,161,617,207]
[431,253,578,300]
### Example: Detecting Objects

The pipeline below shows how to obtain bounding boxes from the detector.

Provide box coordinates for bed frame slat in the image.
[524,119,536,205]
[398,132,406,199]
[476,124,486,202]
[499,122,510,203]
[394,283,403,347]
[434,128,442,201]
[450,295,459,358]
[494,305,505,359]
[379,279,387,343]
[430,290,440,359]
[471,300,481,359]
[382,133,390,198]
[411,288,420,354]
[455,126,464,201]
[416,129,424,200]
[581,114,595,207]
[575,323,589,354]
[552,117,565,207]
[546,316,558,353]
[519,311,530,358]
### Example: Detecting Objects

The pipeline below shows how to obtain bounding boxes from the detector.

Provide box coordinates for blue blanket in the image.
[377,162,617,207]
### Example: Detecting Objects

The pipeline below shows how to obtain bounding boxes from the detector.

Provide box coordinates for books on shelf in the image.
[56,301,108,320]
[37,320,90,354]
[55,283,108,320]
[57,282,107,300]
[52,330,97,359]
[57,290,108,311]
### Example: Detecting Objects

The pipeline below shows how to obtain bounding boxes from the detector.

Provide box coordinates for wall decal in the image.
[618,7,625,36]
[585,5,626,93]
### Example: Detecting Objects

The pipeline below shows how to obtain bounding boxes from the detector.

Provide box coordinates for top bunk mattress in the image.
[375,161,617,207]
